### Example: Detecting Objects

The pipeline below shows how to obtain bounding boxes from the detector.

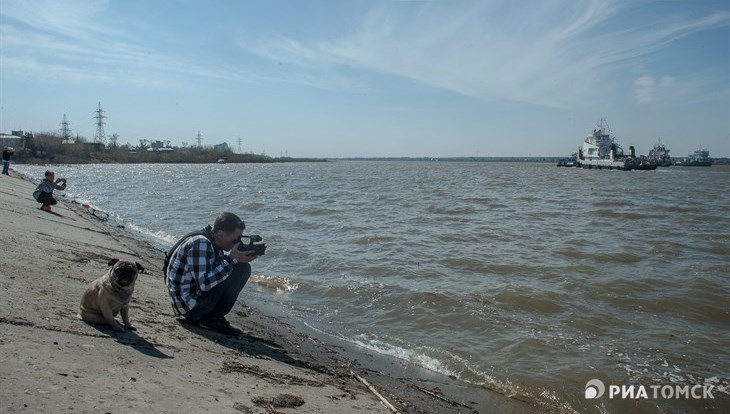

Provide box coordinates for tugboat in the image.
[647,138,672,167]
[677,147,713,166]
[576,119,657,170]
[556,153,579,167]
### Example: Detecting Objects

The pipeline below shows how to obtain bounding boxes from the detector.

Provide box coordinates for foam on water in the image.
[250,274,300,295]
[125,222,177,247]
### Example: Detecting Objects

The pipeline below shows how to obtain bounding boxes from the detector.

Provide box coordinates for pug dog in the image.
[79,259,144,332]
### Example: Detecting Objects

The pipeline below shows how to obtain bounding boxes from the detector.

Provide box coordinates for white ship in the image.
[576,119,657,171]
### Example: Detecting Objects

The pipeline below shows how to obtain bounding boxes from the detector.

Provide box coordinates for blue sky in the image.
[1,0,728,158]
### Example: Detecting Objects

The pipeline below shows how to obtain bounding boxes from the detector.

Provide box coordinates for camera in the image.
[237,234,266,256]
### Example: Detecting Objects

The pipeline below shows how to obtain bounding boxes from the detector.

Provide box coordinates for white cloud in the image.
[1,0,727,109]
[241,1,729,109]
[634,71,727,106]
[635,76,657,103]
[0,0,261,88]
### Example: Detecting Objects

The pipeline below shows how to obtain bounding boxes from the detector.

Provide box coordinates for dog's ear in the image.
[135,262,145,273]
[108,258,120,267]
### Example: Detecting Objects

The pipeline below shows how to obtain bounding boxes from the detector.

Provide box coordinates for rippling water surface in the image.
[15,162,729,413]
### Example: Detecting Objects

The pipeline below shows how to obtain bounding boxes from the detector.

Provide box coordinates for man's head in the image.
[45,170,55,181]
[212,212,245,250]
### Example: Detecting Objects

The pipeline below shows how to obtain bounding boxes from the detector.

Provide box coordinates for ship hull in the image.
[678,160,713,167]
[579,159,657,171]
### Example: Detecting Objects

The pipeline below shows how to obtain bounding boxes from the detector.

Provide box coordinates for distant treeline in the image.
[338,156,572,162]
[11,132,326,164]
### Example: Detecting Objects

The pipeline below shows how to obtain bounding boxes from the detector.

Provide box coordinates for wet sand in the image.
[0,171,542,413]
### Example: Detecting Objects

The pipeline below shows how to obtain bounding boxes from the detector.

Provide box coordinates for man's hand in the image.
[230,242,257,263]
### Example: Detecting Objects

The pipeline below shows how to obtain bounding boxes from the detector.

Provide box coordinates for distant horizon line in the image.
[328,156,730,162]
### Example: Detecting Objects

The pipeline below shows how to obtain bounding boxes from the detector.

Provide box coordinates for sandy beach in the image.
[0,171,541,414]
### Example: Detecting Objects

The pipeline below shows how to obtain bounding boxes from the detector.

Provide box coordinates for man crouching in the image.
[165,212,257,336]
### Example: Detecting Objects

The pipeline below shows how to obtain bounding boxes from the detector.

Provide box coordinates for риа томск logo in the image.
[585,379,606,399]
[585,379,715,400]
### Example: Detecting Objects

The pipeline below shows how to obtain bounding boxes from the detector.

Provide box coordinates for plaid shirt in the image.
[166,235,237,315]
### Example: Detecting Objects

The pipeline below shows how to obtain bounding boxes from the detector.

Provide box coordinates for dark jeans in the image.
[2,160,9,175]
[186,263,251,321]
[38,192,58,207]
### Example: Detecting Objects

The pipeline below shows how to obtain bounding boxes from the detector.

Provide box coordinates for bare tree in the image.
[108,133,119,149]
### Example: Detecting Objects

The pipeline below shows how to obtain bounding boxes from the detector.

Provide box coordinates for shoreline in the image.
[0,171,542,413]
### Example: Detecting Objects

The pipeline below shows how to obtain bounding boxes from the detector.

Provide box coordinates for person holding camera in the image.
[33,170,67,212]
[165,212,257,336]
[2,146,13,175]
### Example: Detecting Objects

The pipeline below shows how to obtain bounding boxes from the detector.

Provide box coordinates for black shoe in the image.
[199,317,242,336]
[179,315,200,326]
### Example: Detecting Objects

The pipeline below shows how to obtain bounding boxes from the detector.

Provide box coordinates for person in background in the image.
[165,212,258,336]
[2,146,13,175]
[34,170,67,212]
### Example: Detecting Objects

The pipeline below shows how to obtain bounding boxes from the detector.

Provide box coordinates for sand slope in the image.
[0,172,541,414]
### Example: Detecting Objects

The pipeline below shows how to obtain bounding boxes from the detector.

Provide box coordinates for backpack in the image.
[163,225,216,278]
[32,185,42,202]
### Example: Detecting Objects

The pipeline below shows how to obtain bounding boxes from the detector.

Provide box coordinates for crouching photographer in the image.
[164,212,265,336]
[33,170,67,212]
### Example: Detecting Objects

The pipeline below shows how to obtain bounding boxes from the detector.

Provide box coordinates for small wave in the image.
[559,248,644,264]
[648,240,686,257]
[424,204,477,215]
[610,346,730,398]
[353,336,458,376]
[443,258,541,276]
[125,223,177,246]
[556,247,593,260]
[490,287,567,314]
[592,252,644,264]
[351,235,397,245]
[592,200,635,207]
[346,334,562,409]
[303,207,340,216]
[664,205,703,213]
[699,233,730,241]
[592,209,662,220]
[251,274,300,294]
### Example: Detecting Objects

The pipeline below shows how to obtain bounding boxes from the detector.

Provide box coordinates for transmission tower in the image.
[237,136,242,153]
[93,102,106,144]
[196,131,203,147]
[60,114,73,142]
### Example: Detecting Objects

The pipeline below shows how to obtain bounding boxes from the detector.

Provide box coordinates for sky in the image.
[1,0,728,158]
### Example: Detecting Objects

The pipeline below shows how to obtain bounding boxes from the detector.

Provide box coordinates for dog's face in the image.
[108,258,144,287]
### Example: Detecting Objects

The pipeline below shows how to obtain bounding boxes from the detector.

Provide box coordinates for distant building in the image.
[146,139,174,151]
[0,132,25,148]
[214,142,230,152]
